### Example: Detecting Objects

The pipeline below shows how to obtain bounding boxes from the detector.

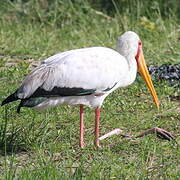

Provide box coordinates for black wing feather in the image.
[30,86,96,98]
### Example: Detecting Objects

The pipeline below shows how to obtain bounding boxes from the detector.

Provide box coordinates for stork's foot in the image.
[94,140,101,148]
[95,144,101,148]
[136,127,175,141]
[79,142,85,149]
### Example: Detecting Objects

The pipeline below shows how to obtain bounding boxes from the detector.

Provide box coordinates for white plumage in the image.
[2,31,159,148]
[30,47,135,110]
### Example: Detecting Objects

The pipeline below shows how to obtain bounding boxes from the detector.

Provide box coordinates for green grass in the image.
[0,0,179,179]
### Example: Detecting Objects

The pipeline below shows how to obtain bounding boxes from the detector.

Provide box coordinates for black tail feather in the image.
[1,92,19,106]
[17,100,24,113]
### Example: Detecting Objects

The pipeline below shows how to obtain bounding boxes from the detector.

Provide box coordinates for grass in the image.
[0,0,179,179]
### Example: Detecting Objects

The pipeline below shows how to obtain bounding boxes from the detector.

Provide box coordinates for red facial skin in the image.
[135,40,142,63]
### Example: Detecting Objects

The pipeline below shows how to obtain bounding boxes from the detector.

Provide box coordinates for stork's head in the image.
[117,31,159,108]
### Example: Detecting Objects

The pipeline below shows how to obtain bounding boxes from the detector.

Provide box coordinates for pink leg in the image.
[95,108,101,148]
[79,104,84,148]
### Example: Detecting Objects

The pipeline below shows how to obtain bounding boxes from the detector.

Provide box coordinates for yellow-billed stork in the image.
[2,31,160,148]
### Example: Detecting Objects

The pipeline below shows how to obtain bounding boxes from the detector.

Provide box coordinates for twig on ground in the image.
[99,129,123,140]
[99,127,175,141]
[135,127,176,141]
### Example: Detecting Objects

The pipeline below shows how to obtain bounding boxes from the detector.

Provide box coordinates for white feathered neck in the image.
[116,31,140,85]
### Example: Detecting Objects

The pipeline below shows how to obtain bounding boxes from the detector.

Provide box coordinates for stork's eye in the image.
[135,40,142,61]
[138,40,142,46]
